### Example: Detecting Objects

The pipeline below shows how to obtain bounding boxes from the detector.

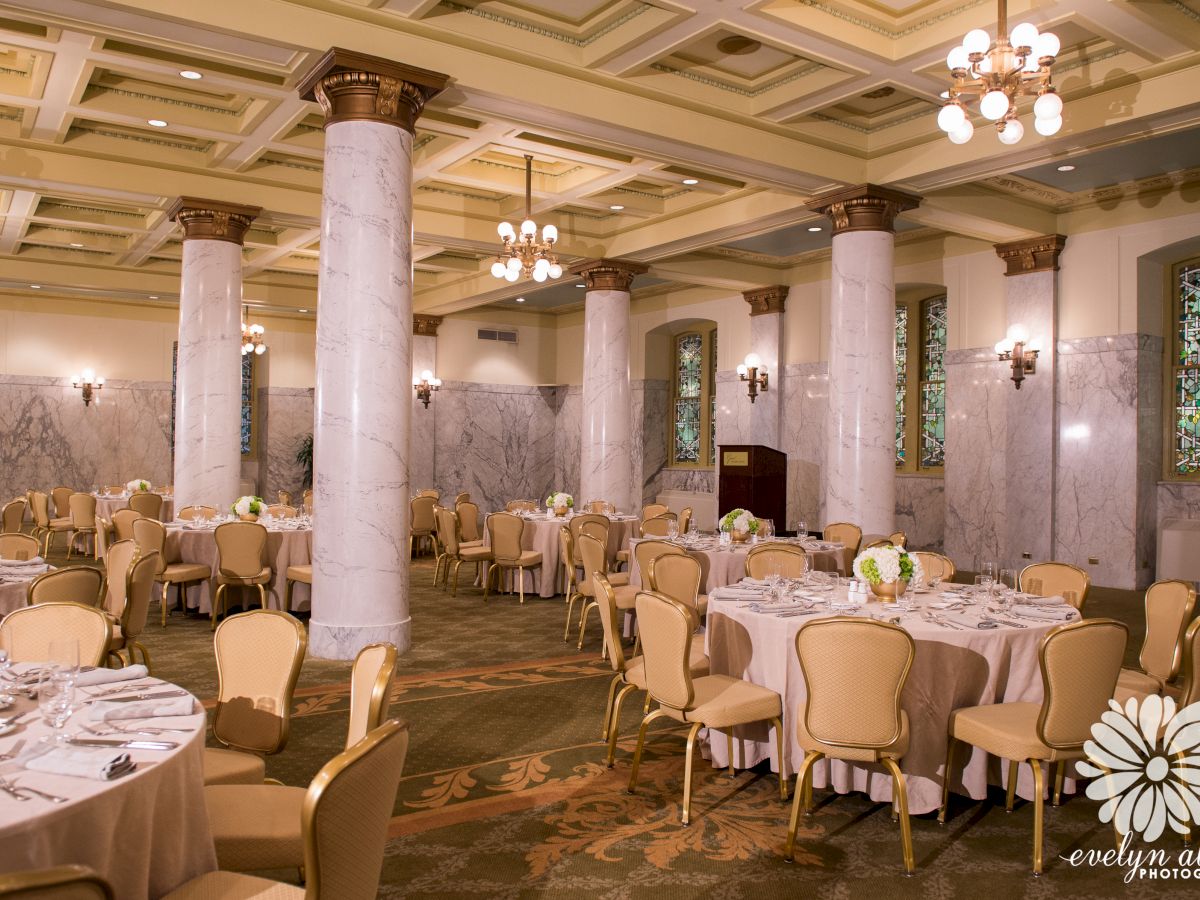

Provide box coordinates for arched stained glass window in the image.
[671,327,717,467]
[1170,259,1200,477]
[896,295,946,473]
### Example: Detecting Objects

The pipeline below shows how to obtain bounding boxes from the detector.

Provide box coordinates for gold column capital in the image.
[167,198,261,245]
[994,234,1068,276]
[297,47,448,134]
[571,258,649,293]
[413,314,442,336]
[805,184,921,236]
[743,285,789,316]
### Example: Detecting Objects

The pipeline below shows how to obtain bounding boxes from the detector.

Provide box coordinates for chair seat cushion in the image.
[285,564,312,584]
[105,622,125,651]
[624,635,709,690]
[203,747,266,785]
[163,563,211,583]
[949,701,1079,763]
[796,704,909,762]
[668,674,782,730]
[162,871,304,899]
[499,550,542,567]
[616,549,629,563]
[217,567,272,586]
[608,572,631,587]
[459,546,493,562]
[49,518,72,530]
[613,583,639,610]
[1116,667,1162,700]
[206,784,305,871]
[460,540,484,549]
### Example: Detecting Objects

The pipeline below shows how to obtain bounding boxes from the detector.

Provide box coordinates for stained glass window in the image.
[919,296,947,468]
[895,305,908,465]
[896,295,946,472]
[671,328,717,467]
[170,342,257,460]
[1173,261,1200,476]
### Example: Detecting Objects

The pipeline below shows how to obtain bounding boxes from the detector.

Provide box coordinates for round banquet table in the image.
[703,587,1074,814]
[165,519,312,614]
[627,536,845,592]
[0,677,215,898]
[478,512,638,598]
[0,563,54,617]
[93,493,175,524]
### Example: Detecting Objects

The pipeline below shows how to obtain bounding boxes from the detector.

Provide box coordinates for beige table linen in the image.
[0,565,54,616]
[703,592,1065,814]
[0,683,215,898]
[627,538,844,592]
[165,522,312,613]
[94,495,175,524]
[480,513,637,598]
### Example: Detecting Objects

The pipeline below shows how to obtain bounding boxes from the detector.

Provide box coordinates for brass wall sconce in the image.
[413,370,442,408]
[737,353,768,403]
[70,368,105,405]
[994,324,1040,390]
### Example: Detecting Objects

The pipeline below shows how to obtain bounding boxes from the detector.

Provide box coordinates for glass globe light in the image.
[1010,22,1039,50]
[949,120,975,144]
[421,370,433,381]
[1007,323,1029,343]
[534,257,550,273]
[744,352,762,369]
[946,46,970,70]
[520,219,537,236]
[431,377,442,388]
[255,343,266,355]
[995,338,1015,354]
[1034,115,1062,136]
[95,376,105,386]
[980,90,1010,120]
[82,368,95,382]
[242,343,252,354]
[506,256,521,272]
[736,364,748,377]
[1034,32,1060,58]
[548,264,563,279]
[1023,55,1041,73]
[937,103,966,132]
[1034,91,1063,119]
[541,224,558,242]
[977,55,993,73]
[998,118,1024,145]
[491,261,506,278]
[497,221,515,240]
[504,268,520,282]
[963,29,990,55]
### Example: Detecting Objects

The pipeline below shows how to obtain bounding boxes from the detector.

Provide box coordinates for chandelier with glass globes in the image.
[241,306,267,356]
[490,154,563,284]
[937,0,1063,146]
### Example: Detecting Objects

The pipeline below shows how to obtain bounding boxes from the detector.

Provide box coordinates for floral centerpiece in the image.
[546,492,574,516]
[852,544,924,602]
[126,479,151,493]
[232,495,265,521]
[719,508,759,543]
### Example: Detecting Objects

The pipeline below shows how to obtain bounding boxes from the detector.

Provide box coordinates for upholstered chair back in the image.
[592,573,627,675]
[558,527,576,592]
[578,533,611,585]
[29,492,50,529]
[266,504,297,518]
[641,503,668,522]
[745,543,808,579]
[456,501,481,542]
[51,487,74,518]
[120,551,160,642]
[347,643,398,749]
[487,513,525,561]
[1,498,26,533]
[1020,562,1090,611]
[110,509,143,541]
[823,522,862,572]
[1138,580,1197,683]
[68,493,95,530]
[634,591,698,712]
[178,505,216,521]
[436,508,460,556]
[410,496,436,533]
[678,507,693,534]
[1179,619,1200,709]
[912,551,955,583]
[214,522,268,579]
[1037,619,1127,750]
[27,567,103,607]
[639,515,675,538]
[0,533,38,561]
[0,602,111,666]
[647,553,702,611]
[131,518,168,577]
[127,492,163,519]
[634,540,685,583]
[277,490,293,506]
[103,539,138,617]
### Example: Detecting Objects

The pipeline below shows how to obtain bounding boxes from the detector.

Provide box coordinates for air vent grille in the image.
[477,328,518,344]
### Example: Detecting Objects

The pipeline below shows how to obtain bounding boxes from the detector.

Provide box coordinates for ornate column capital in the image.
[743,285,789,316]
[413,314,442,336]
[994,234,1068,276]
[167,198,261,245]
[805,184,921,236]
[297,47,448,134]
[571,258,648,293]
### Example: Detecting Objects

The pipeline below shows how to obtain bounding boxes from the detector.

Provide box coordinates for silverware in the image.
[0,738,26,761]
[984,615,1027,629]
[66,737,177,750]
[0,711,37,728]
[92,691,186,704]
[0,778,66,803]
[0,780,29,801]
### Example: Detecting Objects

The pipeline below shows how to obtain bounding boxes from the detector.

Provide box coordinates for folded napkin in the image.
[929,600,965,610]
[0,556,45,567]
[26,747,135,780]
[749,601,812,614]
[76,665,148,687]
[742,578,772,587]
[90,696,194,722]
[716,588,768,598]
[1014,606,1076,621]
[1014,593,1065,606]
[942,615,982,630]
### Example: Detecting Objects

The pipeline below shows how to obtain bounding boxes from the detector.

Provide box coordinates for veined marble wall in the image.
[259,386,313,503]
[632,379,669,509]
[0,375,172,500]
[553,385,581,500]
[897,475,944,552]
[781,363,827,530]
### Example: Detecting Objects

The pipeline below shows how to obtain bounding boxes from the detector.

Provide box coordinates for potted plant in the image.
[853,545,925,602]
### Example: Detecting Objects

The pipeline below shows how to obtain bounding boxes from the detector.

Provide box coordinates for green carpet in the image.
[46,543,1195,898]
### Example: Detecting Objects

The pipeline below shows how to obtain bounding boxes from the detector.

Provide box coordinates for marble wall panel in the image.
[896,475,944,551]
[714,371,755,450]
[260,387,313,502]
[1137,338,1163,588]
[781,363,827,529]
[553,385,581,499]
[634,379,669,509]
[410,333,437,494]
[660,469,715,494]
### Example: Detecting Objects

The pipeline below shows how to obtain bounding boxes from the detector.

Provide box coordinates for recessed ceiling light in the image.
[69,242,83,248]
[1057,164,1076,172]
[682,178,699,185]
[807,226,822,233]
[515,297,526,303]
[609,204,625,211]
[147,119,168,128]
[575,283,586,288]
[179,70,202,80]
[29,284,40,289]
[149,295,159,300]
[298,308,309,313]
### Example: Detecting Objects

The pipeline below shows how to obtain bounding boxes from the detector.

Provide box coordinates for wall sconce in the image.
[70,368,105,405]
[994,324,1040,390]
[736,353,768,403]
[413,370,442,408]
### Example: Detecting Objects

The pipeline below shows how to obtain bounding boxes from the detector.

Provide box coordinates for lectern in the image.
[717,444,787,530]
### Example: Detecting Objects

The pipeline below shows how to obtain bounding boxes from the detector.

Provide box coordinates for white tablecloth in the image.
[165,522,312,614]
[0,565,54,616]
[0,678,215,897]
[94,494,175,524]
[479,513,637,598]
[628,537,845,592]
[703,588,1069,814]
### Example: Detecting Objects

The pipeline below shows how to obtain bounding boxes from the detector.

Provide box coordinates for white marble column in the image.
[743,286,788,449]
[576,259,646,515]
[995,236,1065,570]
[808,186,920,535]
[299,50,447,659]
[410,316,440,494]
[167,199,260,513]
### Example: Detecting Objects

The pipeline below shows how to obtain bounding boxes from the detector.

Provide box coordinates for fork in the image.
[0,777,66,803]
[0,738,25,761]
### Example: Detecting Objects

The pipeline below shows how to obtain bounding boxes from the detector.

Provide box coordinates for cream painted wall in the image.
[437,308,558,385]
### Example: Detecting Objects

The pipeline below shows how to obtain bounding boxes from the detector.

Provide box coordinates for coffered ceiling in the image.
[0,0,1197,318]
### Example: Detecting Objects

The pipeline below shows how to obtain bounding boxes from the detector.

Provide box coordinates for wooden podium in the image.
[717,444,787,530]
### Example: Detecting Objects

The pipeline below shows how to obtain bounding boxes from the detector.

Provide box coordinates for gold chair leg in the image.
[257,584,267,611]
[882,758,915,875]
[66,531,74,561]
[681,721,704,825]
[161,582,170,628]
[518,567,525,604]
[726,730,735,777]
[211,584,224,631]
[643,693,652,714]
[563,589,577,641]
[601,673,622,741]
[938,736,958,824]
[627,708,666,793]
[483,563,492,601]
[1052,761,1065,807]
[771,717,788,801]
[605,683,638,767]
[1005,759,1019,812]
[785,750,823,861]
[450,560,461,597]
[576,600,597,650]
[1030,759,1045,875]
[132,641,153,674]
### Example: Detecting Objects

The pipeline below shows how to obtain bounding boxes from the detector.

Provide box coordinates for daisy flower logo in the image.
[1077,696,1200,842]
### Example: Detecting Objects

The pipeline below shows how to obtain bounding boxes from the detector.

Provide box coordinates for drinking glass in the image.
[795,520,808,539]
[38,668,75,743]
[760,519,774,540]
[47,638,80,683]
[981,562,998,582]
[666,519,678,541]
[0,650,13,707]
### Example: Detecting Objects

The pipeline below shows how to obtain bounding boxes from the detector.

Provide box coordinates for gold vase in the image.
[239,513,259,522]
[554,506,568,517]
[730,529,750,543]
[869,579,908,603]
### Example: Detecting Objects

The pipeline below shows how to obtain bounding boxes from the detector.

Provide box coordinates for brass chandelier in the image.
[490,155,562,284]
[937,0,1063,145]
[241,306,267,356]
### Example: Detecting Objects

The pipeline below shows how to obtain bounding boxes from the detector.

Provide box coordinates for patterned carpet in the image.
[51,542,1193,898]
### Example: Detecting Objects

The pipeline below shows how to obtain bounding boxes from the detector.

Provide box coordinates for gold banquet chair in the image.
[165,720,410,900]
[576,533,637,651]
[1114,580,1196,702]
[1176,618,1200,709]
[266,504,297,518]
[569,513,610,565]
[204,643,399,873]
[0,863,114,899]
[436,508,492,597]
[559,527,582,640]
[745,543,808,579]
[415,489,440,500]
[127,492,163,519]
[132,518,211,627]
[211,521,272,631]
[66,493,96,561]
[177,505,216,522]
[484,512,542,604]
[104,549,159,670]
[912,551,955,583]
[0,532,38,561]
[678,506,693,535]
[1019,561,1089,612]
[283,565,311,614]
[110,508,143,542]
[939,618,1128,875]
[639,514,676,538]
[823,522,862,575]
[647,552,707,617]
[0,602,111,667]
[456,500,482,544]
[409,495,436,558]
[454,491,470,505]
[1,497,26,533]
[277,490,293,506]
[101,539,138,617]
[614,504,671,569]
[94,517,113,561]
[27,567,104,607]
[889,530,907,548]
[30,491,71,556]
[204,609,308,786]
[785,617,917,874]
[628,591,788,825]
[50,486,74,519]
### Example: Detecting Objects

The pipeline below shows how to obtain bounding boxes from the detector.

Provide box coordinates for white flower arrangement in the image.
[719,508,759,534]
[126,479,151,493]
[231,495,264,517]
[546,492,574,510]
[853,545,924,586]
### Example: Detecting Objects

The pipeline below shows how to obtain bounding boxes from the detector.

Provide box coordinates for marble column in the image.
[742,285,788,450]
[995,235,1065,569]
[807,185,920,535]
[575,258,647,515]
[298,49,447,659]
[167,198,260,513]
[410,315,440,494]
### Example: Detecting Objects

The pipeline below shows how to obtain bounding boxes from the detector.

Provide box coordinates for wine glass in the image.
[0,650,13,707]
[38,667,75,743]
[47,638,80,683]
[795,520,808,538]
[760,518,775,541]
[666,518,679,541]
